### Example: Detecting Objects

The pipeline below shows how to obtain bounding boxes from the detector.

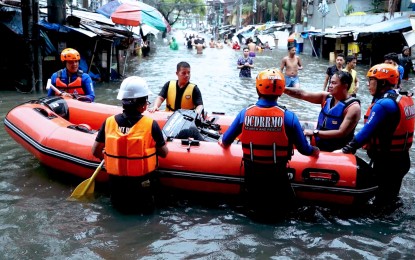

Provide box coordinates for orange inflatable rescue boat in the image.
[4,97,377,205]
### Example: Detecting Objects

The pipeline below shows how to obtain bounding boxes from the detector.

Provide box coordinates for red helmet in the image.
[256,69,285,96]
[60,48,80,62]
[366,63,399,85]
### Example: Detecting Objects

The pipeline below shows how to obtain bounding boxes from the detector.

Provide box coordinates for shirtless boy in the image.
[247,38,257,57]
[280,46,303,88]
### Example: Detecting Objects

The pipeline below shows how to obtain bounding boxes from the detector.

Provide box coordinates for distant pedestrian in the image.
[237,47,254,78]
[169,37,179,50]
[209,38,215,48]
[342,55,359,96]
[141,40,150,57]
[398,46,413,80]
[323,53,345,91]
[280,45,303,88]
[247,38,257,57]
[384,52,404,89]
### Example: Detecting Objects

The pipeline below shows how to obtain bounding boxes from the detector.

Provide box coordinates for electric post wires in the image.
[318,0,329,59]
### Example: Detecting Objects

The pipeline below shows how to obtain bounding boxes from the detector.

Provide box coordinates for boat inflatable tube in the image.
[4,98,378,206]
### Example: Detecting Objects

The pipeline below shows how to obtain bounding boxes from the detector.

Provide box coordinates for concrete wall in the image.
[306,0,414,30]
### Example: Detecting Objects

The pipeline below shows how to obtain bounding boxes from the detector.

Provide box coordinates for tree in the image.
[146,0,206,26]
[295,0,302,24]
[387,0,400,17]
[278,0,283,21]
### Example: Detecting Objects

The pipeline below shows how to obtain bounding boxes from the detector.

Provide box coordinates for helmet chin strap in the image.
[375,80,389,96]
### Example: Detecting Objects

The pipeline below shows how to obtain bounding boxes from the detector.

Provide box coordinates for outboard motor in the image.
[36,96,69,120]
[163,109,196,137]
[162,109,221,141]
[163,109,200,139]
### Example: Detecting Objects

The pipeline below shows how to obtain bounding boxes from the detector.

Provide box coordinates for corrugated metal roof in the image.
[39,8,115,26]
[354,16,411,34]
[64,25,97,37]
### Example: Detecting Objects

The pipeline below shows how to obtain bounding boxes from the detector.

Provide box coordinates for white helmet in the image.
[117,76,152,100]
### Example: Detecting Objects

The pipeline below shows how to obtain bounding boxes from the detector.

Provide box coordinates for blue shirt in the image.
[48,68,95,102]
[222,98,316,156]
[398,65,404,80]
[354,90,400,147]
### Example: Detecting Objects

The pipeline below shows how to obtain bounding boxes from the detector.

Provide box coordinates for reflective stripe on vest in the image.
[239,105,292,164]
[104,116,157,176]
[364,92,414,152]
[55,69,85,95]
[166,80,195,111]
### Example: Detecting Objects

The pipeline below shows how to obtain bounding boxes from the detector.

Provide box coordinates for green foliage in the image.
[155,0,206,25]
[344,4,354,15]
[370,0,385,13]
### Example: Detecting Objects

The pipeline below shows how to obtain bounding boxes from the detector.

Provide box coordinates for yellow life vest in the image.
[166,80,196,111]
[104,116,157,177]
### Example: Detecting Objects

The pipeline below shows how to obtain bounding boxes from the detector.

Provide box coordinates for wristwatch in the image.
[313,129,319,137]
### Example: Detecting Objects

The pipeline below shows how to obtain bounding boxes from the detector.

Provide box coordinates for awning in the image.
[39,8,115,26]
[0,6,23,35]
[131,24,159,37]
[301,26,359,38]
[352,15,412,40]
[64,25,97,37]
[402,30,415,48]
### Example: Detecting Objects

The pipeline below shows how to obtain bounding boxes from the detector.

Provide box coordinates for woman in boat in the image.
[220,69,320,219]
[47,48,95,102]
[91,76,168,214]
[340,63,414,210]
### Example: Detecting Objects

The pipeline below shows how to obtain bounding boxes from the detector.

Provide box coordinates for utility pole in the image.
[33,0,42,92]
[48,0,66,24]
[238,0,242,28]
[21,0,36,92]
[318,0,329,59]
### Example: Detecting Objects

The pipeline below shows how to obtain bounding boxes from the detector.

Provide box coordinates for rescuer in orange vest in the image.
[340,63,414,210]
[92,76,168,213]
[220,69,319,220]
[48,48,95,102]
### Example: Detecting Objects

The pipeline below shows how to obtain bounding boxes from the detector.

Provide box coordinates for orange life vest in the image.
[55,70,85,95]
[364,92,414,152]
[104,116,157,177]
[239,105,292,164]
[166,80,195,111]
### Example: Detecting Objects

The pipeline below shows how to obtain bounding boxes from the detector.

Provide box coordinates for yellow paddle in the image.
[68,160,104,200]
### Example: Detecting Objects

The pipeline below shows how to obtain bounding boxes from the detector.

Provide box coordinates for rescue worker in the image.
[92,76,168,213]
[220,69,320,220]
[48,48,95,102]
[284,71,361,152]
[147,61,204,116]
[340,63,414,209]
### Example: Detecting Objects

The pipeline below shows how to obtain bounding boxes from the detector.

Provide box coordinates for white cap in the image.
[117,76,152,100]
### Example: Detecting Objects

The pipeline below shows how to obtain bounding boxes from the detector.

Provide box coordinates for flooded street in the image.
[1,30,415,259]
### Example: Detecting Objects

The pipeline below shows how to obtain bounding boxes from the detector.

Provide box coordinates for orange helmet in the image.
[256,69,285,96]
[60,48,80,62]
[366,63,399,85]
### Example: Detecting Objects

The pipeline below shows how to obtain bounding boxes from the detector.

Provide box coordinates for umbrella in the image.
[96,0,170,33]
